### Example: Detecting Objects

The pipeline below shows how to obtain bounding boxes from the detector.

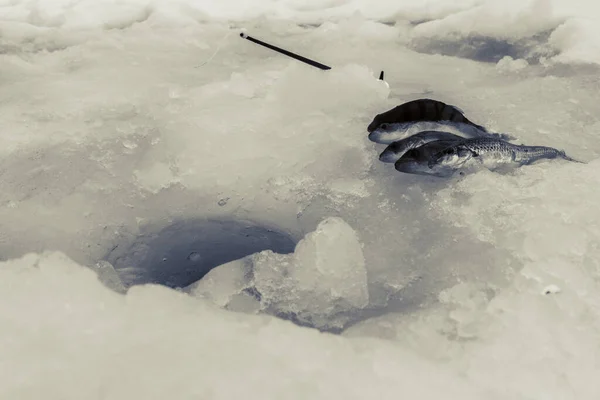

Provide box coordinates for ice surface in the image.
[1,252,504,400]
[2,0,600,398]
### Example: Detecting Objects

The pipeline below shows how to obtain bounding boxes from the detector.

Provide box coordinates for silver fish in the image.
[428,138,581,175]
[394,139,462,177]
[379,131,464,163]
[367,99,515,144]
[368,121,515,145]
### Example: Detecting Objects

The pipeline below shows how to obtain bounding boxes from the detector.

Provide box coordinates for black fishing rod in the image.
[240,32,331,70]
[240,32,385,81]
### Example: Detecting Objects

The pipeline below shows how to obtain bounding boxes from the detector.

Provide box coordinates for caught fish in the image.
[367,99,480,133]
[367,99,515,144]
[379,131,464,163]
[428,137,581,176]
[394,139,462,177]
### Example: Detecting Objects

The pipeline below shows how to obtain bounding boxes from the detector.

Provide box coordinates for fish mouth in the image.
[367,120,380,133]
[379,150,399,163]
[395,159,449,177]
[426,157,464,176]
[368,130,383,143]
[394,159,421,173]
[369,130,405,145]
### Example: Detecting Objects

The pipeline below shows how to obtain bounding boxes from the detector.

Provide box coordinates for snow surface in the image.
[1,0,600,399]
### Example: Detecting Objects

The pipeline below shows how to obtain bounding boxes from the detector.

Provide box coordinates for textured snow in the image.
[1,0,600,399]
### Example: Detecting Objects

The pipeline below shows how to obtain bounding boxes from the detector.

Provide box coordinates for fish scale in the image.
[460,138,575,164]
[429,137,581,174]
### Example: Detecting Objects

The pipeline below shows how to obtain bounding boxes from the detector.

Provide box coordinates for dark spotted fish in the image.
[367,99,515,144]
[428,137,582,176]
[368,99,483,133]
[379,131,464,163]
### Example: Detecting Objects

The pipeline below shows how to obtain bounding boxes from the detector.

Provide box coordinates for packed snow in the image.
[1,0,600,399]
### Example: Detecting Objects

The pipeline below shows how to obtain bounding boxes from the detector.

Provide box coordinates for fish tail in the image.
[559,150,585,164]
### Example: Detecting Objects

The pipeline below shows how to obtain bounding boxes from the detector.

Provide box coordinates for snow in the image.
[2,252,501,400]
[1,0,600,399]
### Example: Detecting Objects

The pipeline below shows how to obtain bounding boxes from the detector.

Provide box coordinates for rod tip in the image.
[240,32,248,38]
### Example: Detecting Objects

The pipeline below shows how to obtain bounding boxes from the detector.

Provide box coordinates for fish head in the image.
[367,113,386,132]
[379,141,410,163]
[394,157,429,175]
[379,148,399,163]
[429,145,474,169]
[368,122,412,144]
[394,155,454,178]
[394,148,432,174]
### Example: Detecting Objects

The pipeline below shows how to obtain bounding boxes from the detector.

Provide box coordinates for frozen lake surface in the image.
[1,0,600,398]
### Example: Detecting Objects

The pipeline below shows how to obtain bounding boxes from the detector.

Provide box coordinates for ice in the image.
[2,0,600,398]
[185,257,255,308]
[90,260,127,294]
[186,217,368,330]
[408,0,600,65]
[549,18,600,65]
[252,217,368,311]
[412,0,559,40]
[496,56,529,73]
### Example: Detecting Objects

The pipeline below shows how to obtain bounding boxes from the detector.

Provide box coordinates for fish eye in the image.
[380,123,389,129]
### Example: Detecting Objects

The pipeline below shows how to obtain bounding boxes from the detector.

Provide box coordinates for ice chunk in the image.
[185,258,255,309]
[90,260,127,294]
[191,217,369,330]
[251,217,368,330]
[496,56,529,73]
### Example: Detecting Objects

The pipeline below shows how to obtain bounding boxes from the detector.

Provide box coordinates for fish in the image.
[428,137,582,176]
[367,99,479,133]
[379,131,464,163]
[368,121,510,145]
[367,99,515,144]
[393,139,462,177]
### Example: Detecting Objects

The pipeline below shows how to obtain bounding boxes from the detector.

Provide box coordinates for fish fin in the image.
[449,104,465,114]
[488,132,517,141]
[559,151,585,164]
[471,122,489,133]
